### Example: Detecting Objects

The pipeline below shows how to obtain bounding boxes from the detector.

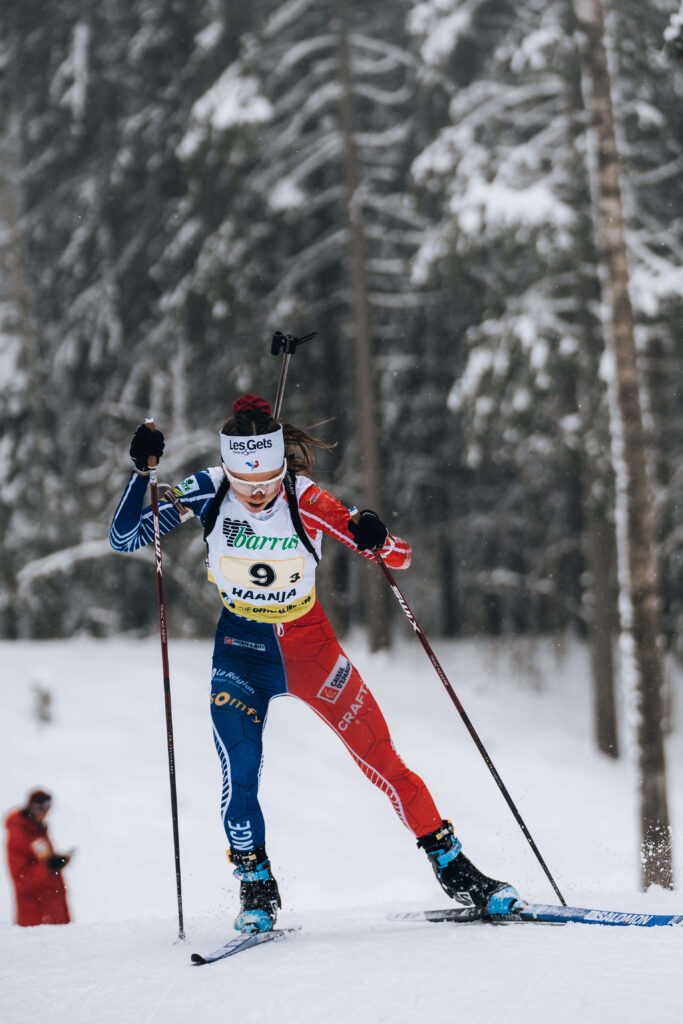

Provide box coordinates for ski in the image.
[515,902,683,928]
[190,927,292,965]
[389,907,559,926]
[391,902,683,929]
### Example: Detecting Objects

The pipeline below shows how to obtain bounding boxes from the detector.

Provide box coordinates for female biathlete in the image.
[110,394,519,932]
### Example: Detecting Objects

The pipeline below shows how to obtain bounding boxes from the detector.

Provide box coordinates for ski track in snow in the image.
[0,636,681,1023]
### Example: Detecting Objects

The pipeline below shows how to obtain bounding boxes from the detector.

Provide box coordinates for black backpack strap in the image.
[203,476,229,543]
[284,470,319,564]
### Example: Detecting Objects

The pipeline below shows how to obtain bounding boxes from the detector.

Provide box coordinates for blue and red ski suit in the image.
[110,467,442,853]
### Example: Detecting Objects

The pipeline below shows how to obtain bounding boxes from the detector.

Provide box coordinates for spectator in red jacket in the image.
[5,790,72,926]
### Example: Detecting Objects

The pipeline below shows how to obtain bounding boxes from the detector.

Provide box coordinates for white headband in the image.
[220,428,286,474]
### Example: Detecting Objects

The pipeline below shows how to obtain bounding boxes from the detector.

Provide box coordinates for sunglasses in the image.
[224,464,287,497]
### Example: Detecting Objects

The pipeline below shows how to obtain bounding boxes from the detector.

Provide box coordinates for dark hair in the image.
[221,397,335,476]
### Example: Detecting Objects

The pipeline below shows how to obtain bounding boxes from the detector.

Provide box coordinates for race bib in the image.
[219,555,305,591]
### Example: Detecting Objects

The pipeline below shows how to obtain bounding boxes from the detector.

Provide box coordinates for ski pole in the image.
[271,330,317,420]
[349,508,566,906]
[146,419,185,939]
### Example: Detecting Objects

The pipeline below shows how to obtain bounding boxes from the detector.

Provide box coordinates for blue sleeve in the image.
[109,469,219,553]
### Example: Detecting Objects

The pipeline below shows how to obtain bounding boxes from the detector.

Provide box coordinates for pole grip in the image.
[145,418,158,471]
[270,330,318,421]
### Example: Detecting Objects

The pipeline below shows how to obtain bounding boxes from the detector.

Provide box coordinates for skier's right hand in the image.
[129,422,165,473]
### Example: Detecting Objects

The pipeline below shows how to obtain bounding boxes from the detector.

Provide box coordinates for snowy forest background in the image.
[0,0,681,725]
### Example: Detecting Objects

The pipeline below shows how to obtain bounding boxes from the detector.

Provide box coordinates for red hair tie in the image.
[233,394,273,417]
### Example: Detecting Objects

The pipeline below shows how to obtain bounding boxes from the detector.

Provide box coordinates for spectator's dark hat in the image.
[27,790,52,806]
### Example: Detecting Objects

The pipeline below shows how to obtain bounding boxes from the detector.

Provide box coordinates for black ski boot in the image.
[417,820,519,915]
[229,846,282,933]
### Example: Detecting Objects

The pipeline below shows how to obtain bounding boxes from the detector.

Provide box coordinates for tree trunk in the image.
[584,508,619,757]
[439,535,460,637]
[0,115,46,639]
[565,13,621,761]
[335,2,391,650]
[573,0,673,889]
[642,334,674,738]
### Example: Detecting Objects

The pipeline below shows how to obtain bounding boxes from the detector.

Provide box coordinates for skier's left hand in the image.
[348,509,388,551]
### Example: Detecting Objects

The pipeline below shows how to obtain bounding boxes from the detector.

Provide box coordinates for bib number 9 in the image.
[249,563,276,588]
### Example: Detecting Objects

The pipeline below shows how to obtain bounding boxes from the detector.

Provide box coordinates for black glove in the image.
[129,423,165,472]
[348,509,388,551]
[46,854,69,872]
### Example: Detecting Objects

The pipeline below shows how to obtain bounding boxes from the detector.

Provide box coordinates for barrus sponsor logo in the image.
[222,519,298,552]
[223,519,255,545]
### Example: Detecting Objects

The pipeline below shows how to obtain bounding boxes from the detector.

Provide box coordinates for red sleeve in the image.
[5,813,53,893]
[299,483,411,570]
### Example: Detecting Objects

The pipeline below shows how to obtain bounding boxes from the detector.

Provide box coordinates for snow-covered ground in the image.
[1,634,681,1023]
